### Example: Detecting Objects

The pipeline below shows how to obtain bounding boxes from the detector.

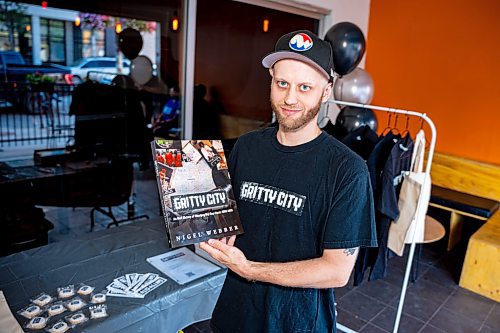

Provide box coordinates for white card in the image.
[116,276,128,286]
[130,273,158,294]
[136,277,167,296]
[125,273,135,287]
[108,281,128,292]
[106,289,143,298]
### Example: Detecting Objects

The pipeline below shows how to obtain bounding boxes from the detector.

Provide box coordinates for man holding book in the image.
[200,30,377,333]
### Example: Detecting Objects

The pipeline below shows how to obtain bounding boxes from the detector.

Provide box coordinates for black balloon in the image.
[325,22,366,76]
[118,28,143,60]
[333,106,377,139]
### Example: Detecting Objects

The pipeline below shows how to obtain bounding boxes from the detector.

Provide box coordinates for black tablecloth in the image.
[0,218,226,332]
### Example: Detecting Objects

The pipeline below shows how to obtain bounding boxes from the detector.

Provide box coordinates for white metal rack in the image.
[328,100,437,333]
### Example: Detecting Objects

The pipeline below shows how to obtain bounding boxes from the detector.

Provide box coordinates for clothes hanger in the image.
[400,114,411,138]
[418,117,431,149]
[381,112,393,137]
[391,113,401,135]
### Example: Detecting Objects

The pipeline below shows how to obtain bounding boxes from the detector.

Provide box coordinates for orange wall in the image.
[366,0,500,165]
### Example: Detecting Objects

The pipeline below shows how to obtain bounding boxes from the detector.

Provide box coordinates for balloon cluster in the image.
[118,28,154,86]
[324,22,376,133]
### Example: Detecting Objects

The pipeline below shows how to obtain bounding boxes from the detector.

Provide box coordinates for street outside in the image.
[0,99,74,161]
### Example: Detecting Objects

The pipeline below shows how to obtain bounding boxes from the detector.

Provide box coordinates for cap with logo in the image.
[262,30,333,81]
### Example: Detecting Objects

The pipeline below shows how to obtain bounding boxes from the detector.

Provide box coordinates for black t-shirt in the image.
[211,127,376,333]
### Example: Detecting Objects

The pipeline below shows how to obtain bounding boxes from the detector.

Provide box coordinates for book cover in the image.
[152,138,243,248]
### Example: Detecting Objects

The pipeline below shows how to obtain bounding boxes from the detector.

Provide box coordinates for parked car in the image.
[0,51,72,83]
[68,57,130,83]
[0,51,73,112]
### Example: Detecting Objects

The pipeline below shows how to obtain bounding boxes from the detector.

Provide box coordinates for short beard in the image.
[272,98,322,132]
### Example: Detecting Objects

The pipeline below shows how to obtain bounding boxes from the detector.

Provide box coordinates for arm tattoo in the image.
[343,248,357,256]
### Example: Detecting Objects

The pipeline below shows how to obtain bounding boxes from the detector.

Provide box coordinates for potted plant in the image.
[24,73,56,114]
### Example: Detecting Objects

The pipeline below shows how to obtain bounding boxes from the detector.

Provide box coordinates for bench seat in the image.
[430,186,499,220]
[429,186,499,250]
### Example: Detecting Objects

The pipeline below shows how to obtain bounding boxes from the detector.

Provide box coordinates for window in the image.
[81,60,99,68]
[40,18,66,64]
[80,59,121,69]
[0,14,32,62]
[80,28,105,59]
[99,60,116,67]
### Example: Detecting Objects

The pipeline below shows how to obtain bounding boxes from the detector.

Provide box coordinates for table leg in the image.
[447,212,464,251]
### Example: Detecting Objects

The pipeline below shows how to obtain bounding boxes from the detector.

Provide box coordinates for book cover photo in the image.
[152,138,243,248]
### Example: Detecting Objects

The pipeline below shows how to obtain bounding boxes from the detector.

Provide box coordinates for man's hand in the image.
[199,236,253,279]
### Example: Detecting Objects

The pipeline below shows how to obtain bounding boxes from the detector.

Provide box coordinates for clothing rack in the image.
[327,99,437,333]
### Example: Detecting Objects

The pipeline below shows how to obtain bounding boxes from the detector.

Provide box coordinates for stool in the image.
[411,215,446,282]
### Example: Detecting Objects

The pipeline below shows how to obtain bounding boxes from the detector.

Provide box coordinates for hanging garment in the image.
[388,130,431,255]
[341,125,379,160]
[366,132,400,198]
[368,134,414,281]
[354,132,399,285]
[354,133,414,284]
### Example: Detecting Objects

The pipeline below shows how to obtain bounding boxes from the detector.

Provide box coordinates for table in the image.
[0,158,111,206]
[0,157,147,255]
[0,218,226,332]
[0,158,107,255]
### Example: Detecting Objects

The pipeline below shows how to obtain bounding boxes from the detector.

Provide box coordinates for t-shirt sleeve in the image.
[323,157,377,249]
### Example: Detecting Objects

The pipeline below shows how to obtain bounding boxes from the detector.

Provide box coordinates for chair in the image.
[0,205,54,256]
[88,159,148,230]
[69,81,150,229]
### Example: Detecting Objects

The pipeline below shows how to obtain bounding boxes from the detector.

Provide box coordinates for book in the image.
[152,138,243,248]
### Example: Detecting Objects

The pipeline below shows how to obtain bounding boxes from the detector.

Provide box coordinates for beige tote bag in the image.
[388,130,431,256]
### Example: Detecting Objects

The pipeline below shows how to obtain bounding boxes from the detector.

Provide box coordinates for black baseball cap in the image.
[262,30,333,81]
